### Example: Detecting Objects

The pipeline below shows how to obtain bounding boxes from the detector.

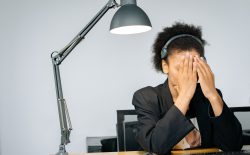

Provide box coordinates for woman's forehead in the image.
[168,50,200,64]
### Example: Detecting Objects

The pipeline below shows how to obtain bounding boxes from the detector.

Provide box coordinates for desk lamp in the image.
[50,0,151,155]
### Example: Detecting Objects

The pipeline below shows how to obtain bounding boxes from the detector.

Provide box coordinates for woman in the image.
[132,22,243,155]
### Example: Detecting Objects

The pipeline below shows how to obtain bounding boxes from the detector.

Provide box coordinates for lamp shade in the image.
[110,1,152,34]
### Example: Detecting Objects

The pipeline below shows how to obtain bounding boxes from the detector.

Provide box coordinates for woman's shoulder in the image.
[132,84,165,114]
[133,83,164,97]
[132,83,165,108]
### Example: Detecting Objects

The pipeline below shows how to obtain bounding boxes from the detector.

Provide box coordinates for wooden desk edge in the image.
[171,148,220,154]
[51,145,250,155]
[60,148,220,155]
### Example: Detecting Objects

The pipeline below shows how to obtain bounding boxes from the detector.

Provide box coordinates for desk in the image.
[171,148,220,154]
[53,145,250,155]
[65,148,219,155]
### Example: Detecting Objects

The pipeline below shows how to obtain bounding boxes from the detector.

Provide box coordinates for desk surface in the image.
[67,148,220,155]
[55,145,250,155]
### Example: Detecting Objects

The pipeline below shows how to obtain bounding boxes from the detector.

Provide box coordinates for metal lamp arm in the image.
[53,0,118,65]
[51,1,118,155]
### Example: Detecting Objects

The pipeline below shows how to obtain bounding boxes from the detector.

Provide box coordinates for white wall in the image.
[0,0,250,155]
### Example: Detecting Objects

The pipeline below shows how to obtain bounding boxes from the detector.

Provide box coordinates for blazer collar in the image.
[162,78,174,109]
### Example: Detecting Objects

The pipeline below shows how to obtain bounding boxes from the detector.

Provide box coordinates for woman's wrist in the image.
[174,94,191,115]
[206,90,220,102]
[207,91,224,116]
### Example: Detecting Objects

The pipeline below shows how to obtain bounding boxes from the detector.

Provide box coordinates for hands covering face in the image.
[177,53,218,101]
[177,53,198,102]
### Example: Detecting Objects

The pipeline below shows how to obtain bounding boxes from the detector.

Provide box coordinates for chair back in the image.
[116,110,141,151]
[230,106,250,145]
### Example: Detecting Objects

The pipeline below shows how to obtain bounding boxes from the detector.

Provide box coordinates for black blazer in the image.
[132,80,243,155]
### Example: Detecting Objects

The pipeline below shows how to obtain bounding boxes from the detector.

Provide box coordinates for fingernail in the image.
[200,57,204,60]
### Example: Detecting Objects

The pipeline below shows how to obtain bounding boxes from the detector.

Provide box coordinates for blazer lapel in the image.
[191,85,212,147]
[161,79,174,111]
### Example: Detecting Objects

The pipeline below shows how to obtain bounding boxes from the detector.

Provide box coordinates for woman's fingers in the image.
[178,53,198,78]
[177,53,198,104]
[197,64,204,80]
[196,57,207,78]
[188,54,193,75]
[182,52,194,75]
[193,61,197,77]
[197,57,212,75]
[183,53,189,74]
[196,58,206,73]
[179,55,184,74]
[198,57,215,81]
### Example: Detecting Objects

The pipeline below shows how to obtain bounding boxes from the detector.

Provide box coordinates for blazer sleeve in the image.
[132,87,194,155]
[208,89,243,151]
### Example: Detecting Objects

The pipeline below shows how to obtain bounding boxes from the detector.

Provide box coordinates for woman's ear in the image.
[162,59,169,74]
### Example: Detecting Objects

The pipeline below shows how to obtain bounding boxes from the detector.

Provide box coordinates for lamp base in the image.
[56,144,68,155]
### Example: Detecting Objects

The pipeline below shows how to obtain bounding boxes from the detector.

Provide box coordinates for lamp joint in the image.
[51,52,62,65]
[107,0,119,8]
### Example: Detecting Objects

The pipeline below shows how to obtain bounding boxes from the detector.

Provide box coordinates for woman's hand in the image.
[195,56,217,100]
[178,53,198,101]
[195,56,223,116]
[175,53,197,115]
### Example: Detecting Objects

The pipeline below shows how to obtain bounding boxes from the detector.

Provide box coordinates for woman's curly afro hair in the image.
[152,22,206,72]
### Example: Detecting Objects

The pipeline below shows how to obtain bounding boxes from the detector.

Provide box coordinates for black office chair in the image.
[230,106,250,145]
[116,110,142,151]
[123,121,142,151]
[100,137,117,152]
